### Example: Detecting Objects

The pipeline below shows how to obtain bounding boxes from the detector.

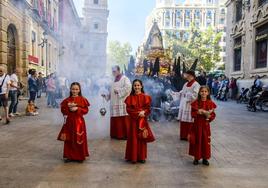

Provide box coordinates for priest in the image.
[102,66,132,140]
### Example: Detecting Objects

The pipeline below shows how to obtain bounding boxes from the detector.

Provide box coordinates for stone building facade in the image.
[58,0,81,76]
[225,0,268,87]
[0,0,60,82]
[144,0,227,67]
[80,0,109,73]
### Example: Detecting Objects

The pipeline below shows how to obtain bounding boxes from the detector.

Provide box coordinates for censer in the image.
[100,97,107,116]
[100,108,107,116]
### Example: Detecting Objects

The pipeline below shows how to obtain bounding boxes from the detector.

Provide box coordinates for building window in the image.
[233,37,242,71]
[256,40,267,68]
[236,0,242,22]
[259,0,268,7]
[255,23,268,68]
[31,31,36,56]
[195,10,200,19]
[220,18,225,24]
[94,23,99,30]
[176,20,181,27]
[185,10,191,19]
[207,10,212,19]
[176,10,181,18]
[176,10,181,28]
[221,8,225,14]
[94,0,99,4]
[185,20,190,28]
[165,11,171,27]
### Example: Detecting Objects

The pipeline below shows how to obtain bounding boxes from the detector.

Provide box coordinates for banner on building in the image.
[28,55,39,65]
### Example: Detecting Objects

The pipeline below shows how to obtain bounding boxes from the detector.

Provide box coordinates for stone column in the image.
[0,0,8,70]
[20,11,30,82]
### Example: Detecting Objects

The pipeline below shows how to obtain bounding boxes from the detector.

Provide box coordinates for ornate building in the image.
[80,0,109,73]
[143,0,227,67]
[0,0,60,80]
[225,0,268,87]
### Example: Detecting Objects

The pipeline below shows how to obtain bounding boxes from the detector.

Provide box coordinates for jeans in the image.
[29,91,37,103]
[47,91,56,107]
[37,89,42,98]
[9,90,18,114]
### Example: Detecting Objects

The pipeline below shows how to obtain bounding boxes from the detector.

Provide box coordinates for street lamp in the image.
[38,31,48,48]
[38,31,48,76]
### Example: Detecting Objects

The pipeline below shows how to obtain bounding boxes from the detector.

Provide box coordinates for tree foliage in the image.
[108,40,133,70]
[163,26,222,71]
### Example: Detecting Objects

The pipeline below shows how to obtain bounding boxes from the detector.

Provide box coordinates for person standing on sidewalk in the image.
[28,70,38,106]
[9,69,21,117]
[46,73,57,108]
[0,67,11,124]
[37,72,43,98]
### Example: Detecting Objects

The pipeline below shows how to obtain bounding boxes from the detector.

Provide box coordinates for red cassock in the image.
[58,96,90,161]
[189,100,217,160]
[110,116,130,140]
[124,93,153,162]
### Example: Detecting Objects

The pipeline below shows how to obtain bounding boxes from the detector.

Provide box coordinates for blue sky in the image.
[73,0,155,53]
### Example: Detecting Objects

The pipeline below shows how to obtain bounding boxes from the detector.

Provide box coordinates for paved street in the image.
[0,98,268,188]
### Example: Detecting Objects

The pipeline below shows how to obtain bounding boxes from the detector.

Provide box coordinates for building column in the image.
[0,1,8,69]
[20,11,30,81]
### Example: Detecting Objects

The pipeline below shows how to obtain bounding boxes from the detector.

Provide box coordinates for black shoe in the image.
[193,160,199,165]
[5,118,10,125]
[64,159,72,163]
[202,159,209,166]
[138,160,146,164]
[76,160,84,163]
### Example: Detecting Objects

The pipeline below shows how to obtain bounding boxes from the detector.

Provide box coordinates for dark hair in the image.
[113,65,120,72]
[69,82,83,97]
[186,70,196,78]
[197,86,211,108]
[31,70,36,76]
[131,79,145,95]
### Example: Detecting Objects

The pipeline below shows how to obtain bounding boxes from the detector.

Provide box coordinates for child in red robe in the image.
[57,82,90,163]
[124,79,154,164]
[189,86,216,166]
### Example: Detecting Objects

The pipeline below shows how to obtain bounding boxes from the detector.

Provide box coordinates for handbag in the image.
[57,116,70,141]
[138,118,155,143]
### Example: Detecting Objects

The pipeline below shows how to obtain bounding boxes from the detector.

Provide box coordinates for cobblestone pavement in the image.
[0,97,267,188]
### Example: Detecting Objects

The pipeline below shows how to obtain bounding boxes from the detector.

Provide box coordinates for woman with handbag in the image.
[189,86,216,166]
[57,82,90,163]
[124,79,154,164]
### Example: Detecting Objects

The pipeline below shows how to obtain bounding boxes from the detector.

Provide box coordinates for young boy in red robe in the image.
[189,86,216,166]
[57,82,90,163]
[125,79,154,164]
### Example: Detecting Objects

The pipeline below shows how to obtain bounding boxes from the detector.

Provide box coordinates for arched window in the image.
[7,25,17,74]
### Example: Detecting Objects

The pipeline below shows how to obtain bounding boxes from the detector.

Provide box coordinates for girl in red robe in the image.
[189,86,216,166]
[125,79,154,164]
[57,82,90,163]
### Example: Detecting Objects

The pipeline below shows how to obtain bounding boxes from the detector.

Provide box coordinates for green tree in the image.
[164,26,222,72]
[108,40,133,70]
